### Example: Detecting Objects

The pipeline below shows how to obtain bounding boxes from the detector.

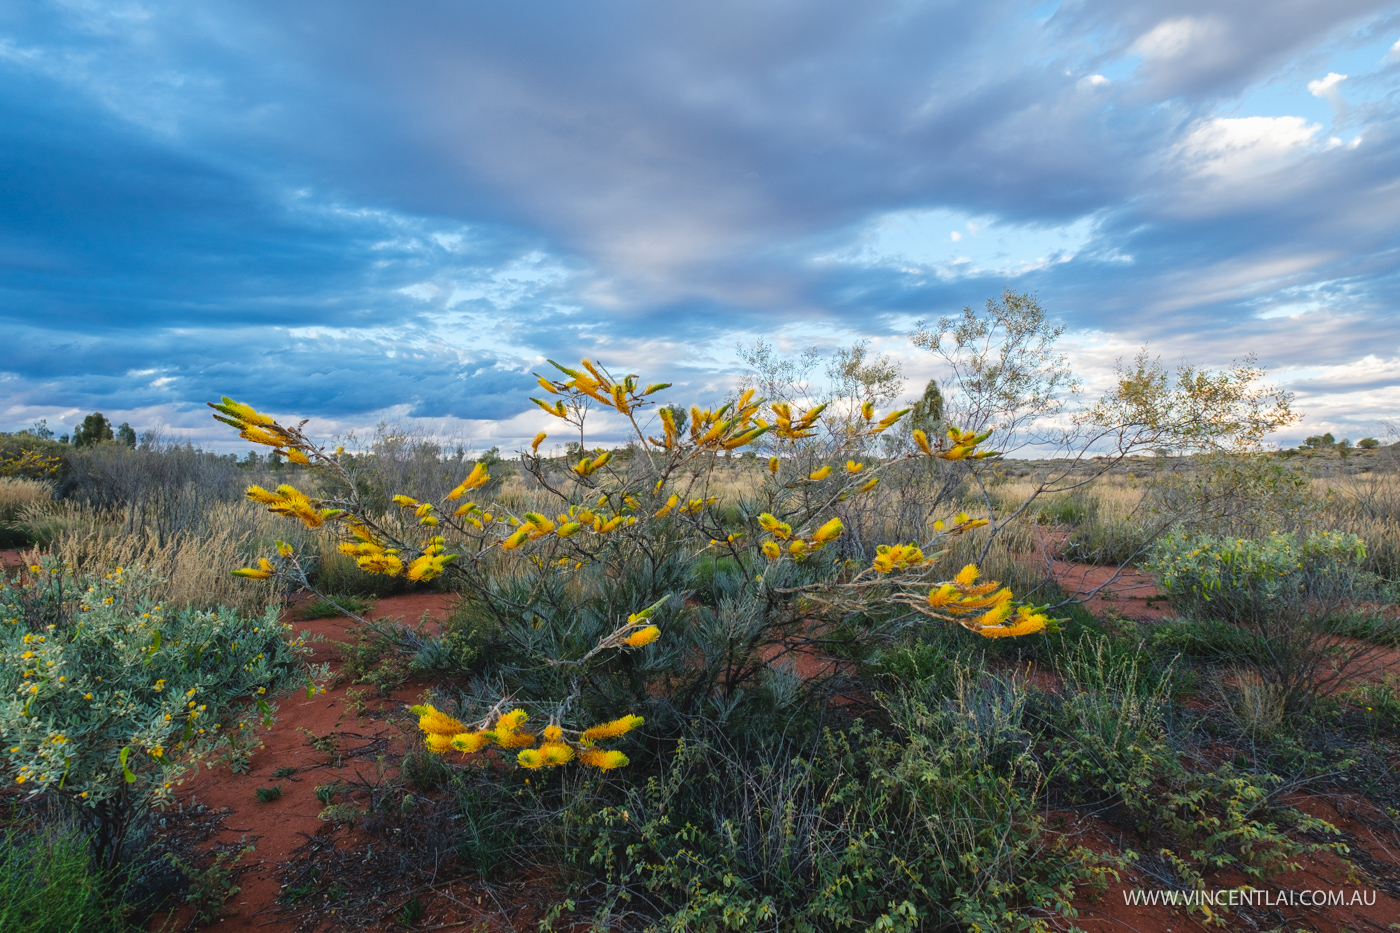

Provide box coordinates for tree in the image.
[24,420,54,440]
[909,379,944,435]
[1358,437,1379,450]
[115,422,137,448]
[72,413,113,448]
[911,289,1078,455]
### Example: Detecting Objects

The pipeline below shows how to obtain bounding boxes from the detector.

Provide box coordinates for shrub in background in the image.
[1147,529,1375,709]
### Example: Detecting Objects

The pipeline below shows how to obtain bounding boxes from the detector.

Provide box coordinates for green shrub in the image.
[1146,529,1378,709]
[1146,529,1369,625]
[0,560,324,872]
[1046,635,1174,810]
[566,674,1120,932]
[294,594,373,620]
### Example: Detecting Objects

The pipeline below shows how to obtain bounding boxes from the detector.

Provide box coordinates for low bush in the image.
[1147,529,1378,709]
[0,561,324,872]
[0,478,51,548]
[1147,529,1370,626]
[565,680,1118,933]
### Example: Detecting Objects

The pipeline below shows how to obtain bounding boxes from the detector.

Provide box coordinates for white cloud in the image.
[949,230,962,242]
[1307,72,1346,97]
[1130,17,1221,62]
[1076,74,1109,90]
[1178,116,1321,180]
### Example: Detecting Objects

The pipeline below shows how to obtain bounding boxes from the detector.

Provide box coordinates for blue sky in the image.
[3,0,1399,452]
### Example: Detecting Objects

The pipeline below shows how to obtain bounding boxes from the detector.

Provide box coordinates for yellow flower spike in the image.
[974,601,1015,629]
[654,494,679,518]
[531,398,569,418]
[425,733,455,754]
[788,539,808,559]
[392,494,420,508]
[540,742,576,766]
[928,584,959,608]
[808,465,832,481]
[873,408,911,432]
[757,513,792,539]
[812,518,844,544]
[933,519,945,532]
[517,749,546,769]
[846,460,864,474]
[450,732,489,754]
[954,564,980,586]
[625,625,661,647]
[578,748,630,770]
[557,521,582,538]
[419,705,467,736]
[765,456,779,474]
[276,540,294,557]
[498,709,529,732]
[761,541,782,561]
[446,463,491,500]
[543,725,563,742]
[502,529,530,550]
[599,516,625,533]
[861,400,875,421]
[912,429,932,454]
[494,729,536,749]
[531,432,548,453]
[582,715,644,742]
[857,477,879,493]
[537,376,559,395]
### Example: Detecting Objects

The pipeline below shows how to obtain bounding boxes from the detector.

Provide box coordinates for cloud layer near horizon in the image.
[3,0,1399,450]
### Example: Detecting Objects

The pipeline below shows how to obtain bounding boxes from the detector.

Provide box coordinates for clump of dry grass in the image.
[20,500,294,615]
[0,477,52,524]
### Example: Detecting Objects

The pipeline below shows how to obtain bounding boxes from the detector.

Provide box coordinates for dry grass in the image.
[0,477,52,523]
[19,500,296,615]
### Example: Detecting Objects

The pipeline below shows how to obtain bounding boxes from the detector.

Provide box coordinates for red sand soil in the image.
[0,548,30,571]
[1050,559,1173,622]
[151,592,458,932]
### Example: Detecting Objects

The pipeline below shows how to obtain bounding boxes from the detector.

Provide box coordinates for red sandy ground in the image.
[152,593,459,933]
[5,544,1397,932]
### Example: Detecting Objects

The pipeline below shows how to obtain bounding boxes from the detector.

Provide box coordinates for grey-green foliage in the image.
[0,561,322,872]
[565,667,1116,933]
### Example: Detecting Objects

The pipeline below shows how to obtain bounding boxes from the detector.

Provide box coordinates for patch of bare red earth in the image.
[152,592,468,933]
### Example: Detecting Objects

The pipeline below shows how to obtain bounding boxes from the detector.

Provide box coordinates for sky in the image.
[3,0,1400,454]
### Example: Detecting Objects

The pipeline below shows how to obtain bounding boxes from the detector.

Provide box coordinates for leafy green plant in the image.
[0,560,324,872]
[1147,529,1378,709]
[566,671,1121,933]
[255,784,283,803]
[176,843,254,924]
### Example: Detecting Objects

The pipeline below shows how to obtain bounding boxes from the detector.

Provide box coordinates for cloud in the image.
[1,0,1399,449]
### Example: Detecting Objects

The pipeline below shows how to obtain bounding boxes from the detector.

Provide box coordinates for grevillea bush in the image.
[209,360,1054,773]
[0,560,324,870]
